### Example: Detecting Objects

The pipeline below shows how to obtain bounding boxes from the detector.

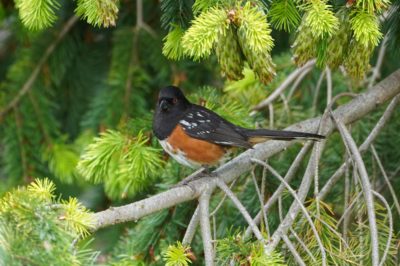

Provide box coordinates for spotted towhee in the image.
[153,86,324,169]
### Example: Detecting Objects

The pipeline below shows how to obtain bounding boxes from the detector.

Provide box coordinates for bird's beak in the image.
[159,99,169,111]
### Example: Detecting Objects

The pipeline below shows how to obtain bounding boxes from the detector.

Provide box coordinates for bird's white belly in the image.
[159,140,202,169]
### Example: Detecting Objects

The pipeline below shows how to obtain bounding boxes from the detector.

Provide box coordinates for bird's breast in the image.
[159,125,227,168]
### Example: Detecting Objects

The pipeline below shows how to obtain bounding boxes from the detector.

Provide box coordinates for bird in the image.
[153,86,324,169]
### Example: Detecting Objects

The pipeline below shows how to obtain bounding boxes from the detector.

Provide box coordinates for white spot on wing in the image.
[215,141,234,145]
[180,120,190,127]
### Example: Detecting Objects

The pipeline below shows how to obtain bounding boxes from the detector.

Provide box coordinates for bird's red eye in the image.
[172,98,177,104]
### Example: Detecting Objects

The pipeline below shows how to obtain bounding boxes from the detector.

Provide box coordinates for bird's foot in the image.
[173,167,218,188]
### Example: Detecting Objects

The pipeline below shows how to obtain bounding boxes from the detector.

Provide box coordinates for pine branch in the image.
[163,242,192,266]
[162,25,185,60]
[16,0,60,30]
[77,130,163,199]
[0,178,96,265]
[160,0,193,30]
[75,0,119,27]
[181,7,228,60]
[237,2,274,53]
[269,0,301,32]
[350,10,382,47]
[0,16,78,122]
[304,0,338,38]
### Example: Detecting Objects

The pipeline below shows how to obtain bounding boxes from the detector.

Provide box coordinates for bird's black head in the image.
[157,86,190,113]
[153,86,191,139]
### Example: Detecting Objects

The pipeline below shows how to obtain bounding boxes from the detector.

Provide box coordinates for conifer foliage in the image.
[0,179,96,265]
[1,0,400,265]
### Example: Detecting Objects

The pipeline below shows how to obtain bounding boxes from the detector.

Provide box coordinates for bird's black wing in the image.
[178,105,252,148]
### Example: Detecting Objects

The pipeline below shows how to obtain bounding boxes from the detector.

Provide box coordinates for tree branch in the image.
[216,179,264,241]
[199,190,214,266]
[92,69,400,231]
[331,116,379,266]
[318,94,400,200]
[282,234,306,266]
[182,206,200,245]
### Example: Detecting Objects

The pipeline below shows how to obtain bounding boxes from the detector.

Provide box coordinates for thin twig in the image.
[377,165,400,193]
[135,0,157,37]
[252,159,327,266]
[251,168,270,236]
[199,190,214,266]
[245,142,312,238]
[212,215,217,254]
[360,94,399,153]
[289,228,317,263]
[280,93,291,118]
[326,67,333,106]
[368,35,388,89]
[282,235,307,266]
[268,104,274,129]
[313,211,352,250]
[210,178,238,216]
[252,59,316,111]
[312,70,326,111]
[216,180,264,241]
[260,164,267,223]
[331,115,379,266]
[287,64,314,101]
[182,206,199,245]
[337,192,363,226]
[314,140,321,217]
[371,145,400,216]
[343,155,351,241]
[0,16,78,121]
[372,190,393,266]
[278,195,284,221]
[136,0,143,28]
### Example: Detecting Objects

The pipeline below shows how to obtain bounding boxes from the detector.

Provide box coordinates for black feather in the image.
[241,128,325,141]
[179,105,252,148]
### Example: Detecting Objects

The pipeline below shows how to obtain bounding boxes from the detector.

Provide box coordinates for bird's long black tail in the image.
[241,128,324,144]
